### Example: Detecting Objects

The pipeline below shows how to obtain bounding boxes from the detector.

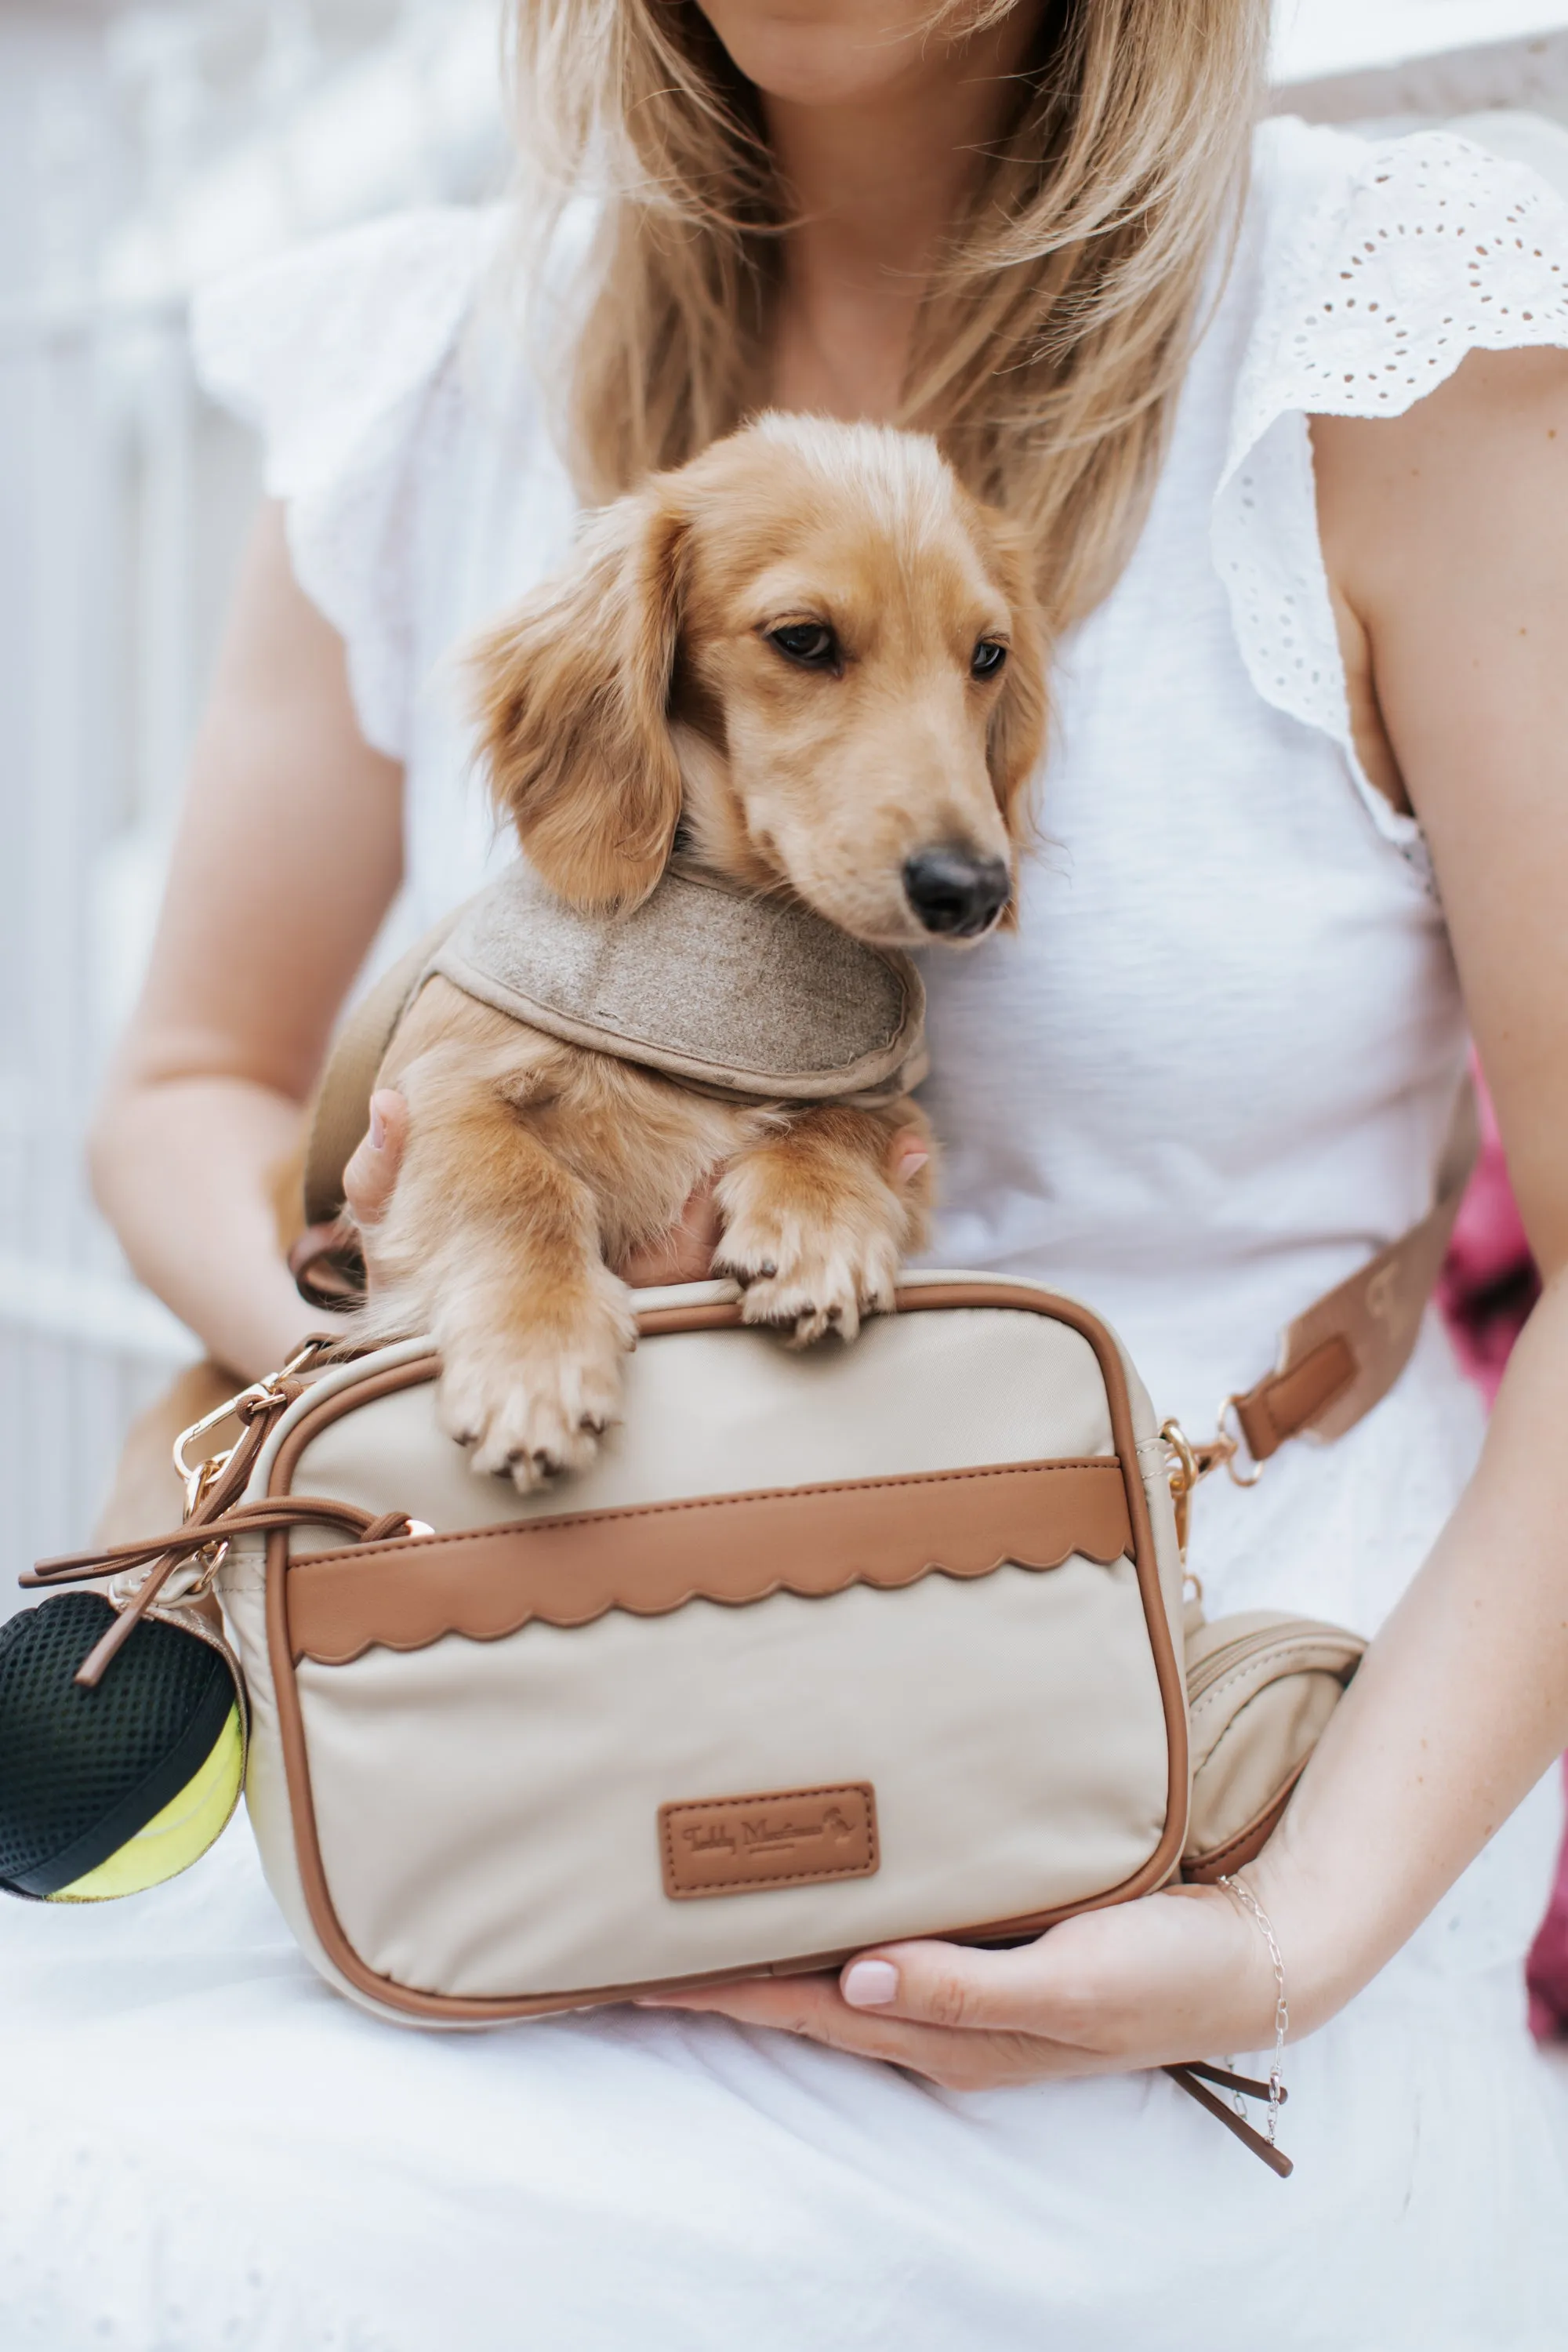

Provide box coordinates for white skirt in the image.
[4,1328,1566,2351]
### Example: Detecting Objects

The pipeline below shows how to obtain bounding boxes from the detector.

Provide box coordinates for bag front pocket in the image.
[281,1464,1174,2005]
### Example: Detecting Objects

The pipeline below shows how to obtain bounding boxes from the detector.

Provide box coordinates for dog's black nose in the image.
[902,847,1011,938]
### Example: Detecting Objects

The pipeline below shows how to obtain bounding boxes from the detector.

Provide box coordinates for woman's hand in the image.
[636,1878,1287,2090]
[340,1087,726,1289]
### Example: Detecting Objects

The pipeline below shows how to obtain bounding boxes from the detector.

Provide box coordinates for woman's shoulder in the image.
[1189,118,1568,866]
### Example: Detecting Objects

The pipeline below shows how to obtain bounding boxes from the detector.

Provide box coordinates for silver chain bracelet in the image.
[1219,1872,1289,2147]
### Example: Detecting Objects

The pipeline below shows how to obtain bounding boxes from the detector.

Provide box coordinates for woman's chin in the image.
[693,1,938,109]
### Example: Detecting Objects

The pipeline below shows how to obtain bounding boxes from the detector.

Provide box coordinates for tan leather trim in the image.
[1232,1334,1356,1464]
[285,1457,1133,1667]
[263,1280,1190,2020]
[1163,2064,1294,2178]
[1181,1759,1305,1885]
[659,1784,878,1900]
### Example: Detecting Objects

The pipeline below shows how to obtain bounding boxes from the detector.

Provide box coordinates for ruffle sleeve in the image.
[191,207,506,760]
[1214,118,1568,851]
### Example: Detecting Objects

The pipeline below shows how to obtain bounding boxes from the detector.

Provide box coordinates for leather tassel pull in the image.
[1163,2063,1294,2179]
[27,1497,421,1691]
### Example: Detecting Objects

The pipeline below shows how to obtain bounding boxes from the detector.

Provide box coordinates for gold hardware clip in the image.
[1161,1410,1255,1563]
[172,1338,333,1515]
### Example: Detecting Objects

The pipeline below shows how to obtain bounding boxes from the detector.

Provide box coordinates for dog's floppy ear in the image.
[470,484,686,910]
[984,521,1050,849]
[979,518,1050,930]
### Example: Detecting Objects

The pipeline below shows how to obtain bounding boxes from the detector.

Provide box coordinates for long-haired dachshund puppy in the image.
[361,415,1048,1490]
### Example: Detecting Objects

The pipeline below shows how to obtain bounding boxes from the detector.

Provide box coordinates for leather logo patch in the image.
[659,1783,879,1900]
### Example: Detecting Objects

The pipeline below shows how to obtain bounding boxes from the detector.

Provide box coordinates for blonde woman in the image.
[6,2,1568,2342]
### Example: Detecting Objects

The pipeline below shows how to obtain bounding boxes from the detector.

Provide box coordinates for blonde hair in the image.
[506,1,1268,626]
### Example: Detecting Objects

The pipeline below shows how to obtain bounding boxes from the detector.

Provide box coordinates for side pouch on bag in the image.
[1181,1611,1365,1883]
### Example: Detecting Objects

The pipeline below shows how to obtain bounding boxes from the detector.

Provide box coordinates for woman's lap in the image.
[3,1794,1566,2352]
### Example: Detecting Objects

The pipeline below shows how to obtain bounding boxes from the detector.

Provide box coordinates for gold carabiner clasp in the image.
[1161,1406,1258,1570]
[172,1338,333,1515]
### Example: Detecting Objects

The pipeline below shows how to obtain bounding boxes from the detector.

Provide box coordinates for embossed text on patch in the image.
[659,1783,879,1900]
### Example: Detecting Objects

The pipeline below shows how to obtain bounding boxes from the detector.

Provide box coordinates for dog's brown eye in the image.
[971,640,1008,681]
[768,622,840,671]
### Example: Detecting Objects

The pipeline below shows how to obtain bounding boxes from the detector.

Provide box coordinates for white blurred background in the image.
[2,0,1567,1595]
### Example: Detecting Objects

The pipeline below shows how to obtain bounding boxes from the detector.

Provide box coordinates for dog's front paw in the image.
[715,1210,899,1345]
[434,1279,635,1492]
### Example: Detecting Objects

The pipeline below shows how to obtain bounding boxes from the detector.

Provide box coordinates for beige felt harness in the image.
[295,859,1479,1479]
[301,860,927,1235]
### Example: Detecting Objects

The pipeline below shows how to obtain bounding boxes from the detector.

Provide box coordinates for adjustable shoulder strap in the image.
[1225,1079,1482,1465]
[301,906,470,1229]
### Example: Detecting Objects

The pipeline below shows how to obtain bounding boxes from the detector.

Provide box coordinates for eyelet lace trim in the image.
[1215,125,1568,867]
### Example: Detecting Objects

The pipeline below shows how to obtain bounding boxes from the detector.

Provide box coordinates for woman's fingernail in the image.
[895,1146,930,1182]
[842,1959,899,2008]
[368,1102,387,1150]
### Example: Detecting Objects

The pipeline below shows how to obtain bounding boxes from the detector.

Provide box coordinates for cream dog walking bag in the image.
[198,1272,1368,2023]
[33,1215,1465,2172]
[43,1127,1461,1972]
[25,872,1476,2174]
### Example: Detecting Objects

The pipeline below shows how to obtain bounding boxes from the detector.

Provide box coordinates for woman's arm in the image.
[92,501,404,1379]
[641,346,1568,2082]
[1259,344,1568,2009]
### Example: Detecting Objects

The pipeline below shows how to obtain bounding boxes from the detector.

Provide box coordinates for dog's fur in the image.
[358,416,1048,1492]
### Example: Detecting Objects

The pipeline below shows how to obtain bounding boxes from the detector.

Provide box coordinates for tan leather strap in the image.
[23,1352,376,1690]
[27,1497,413,1591]
[1163,2063,1293,2178]
[24,1492,419,1692]
[1227,1078,1481,1465]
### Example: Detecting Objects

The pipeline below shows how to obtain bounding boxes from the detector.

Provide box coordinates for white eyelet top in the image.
[193,118,1568,1660]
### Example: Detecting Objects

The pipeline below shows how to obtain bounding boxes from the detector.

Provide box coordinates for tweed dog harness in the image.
[299,859,927,1250]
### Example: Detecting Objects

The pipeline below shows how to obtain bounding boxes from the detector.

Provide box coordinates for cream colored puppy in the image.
[362,416,1048,1490]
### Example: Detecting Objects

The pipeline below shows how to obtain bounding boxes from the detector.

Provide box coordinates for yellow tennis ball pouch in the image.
[0,1592,244,1902]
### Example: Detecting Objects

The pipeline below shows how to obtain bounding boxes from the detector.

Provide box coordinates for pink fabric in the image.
[1438,1073,1565,2036]
[1436,1078,1540,1405]
[1528,1799,1568,2042]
